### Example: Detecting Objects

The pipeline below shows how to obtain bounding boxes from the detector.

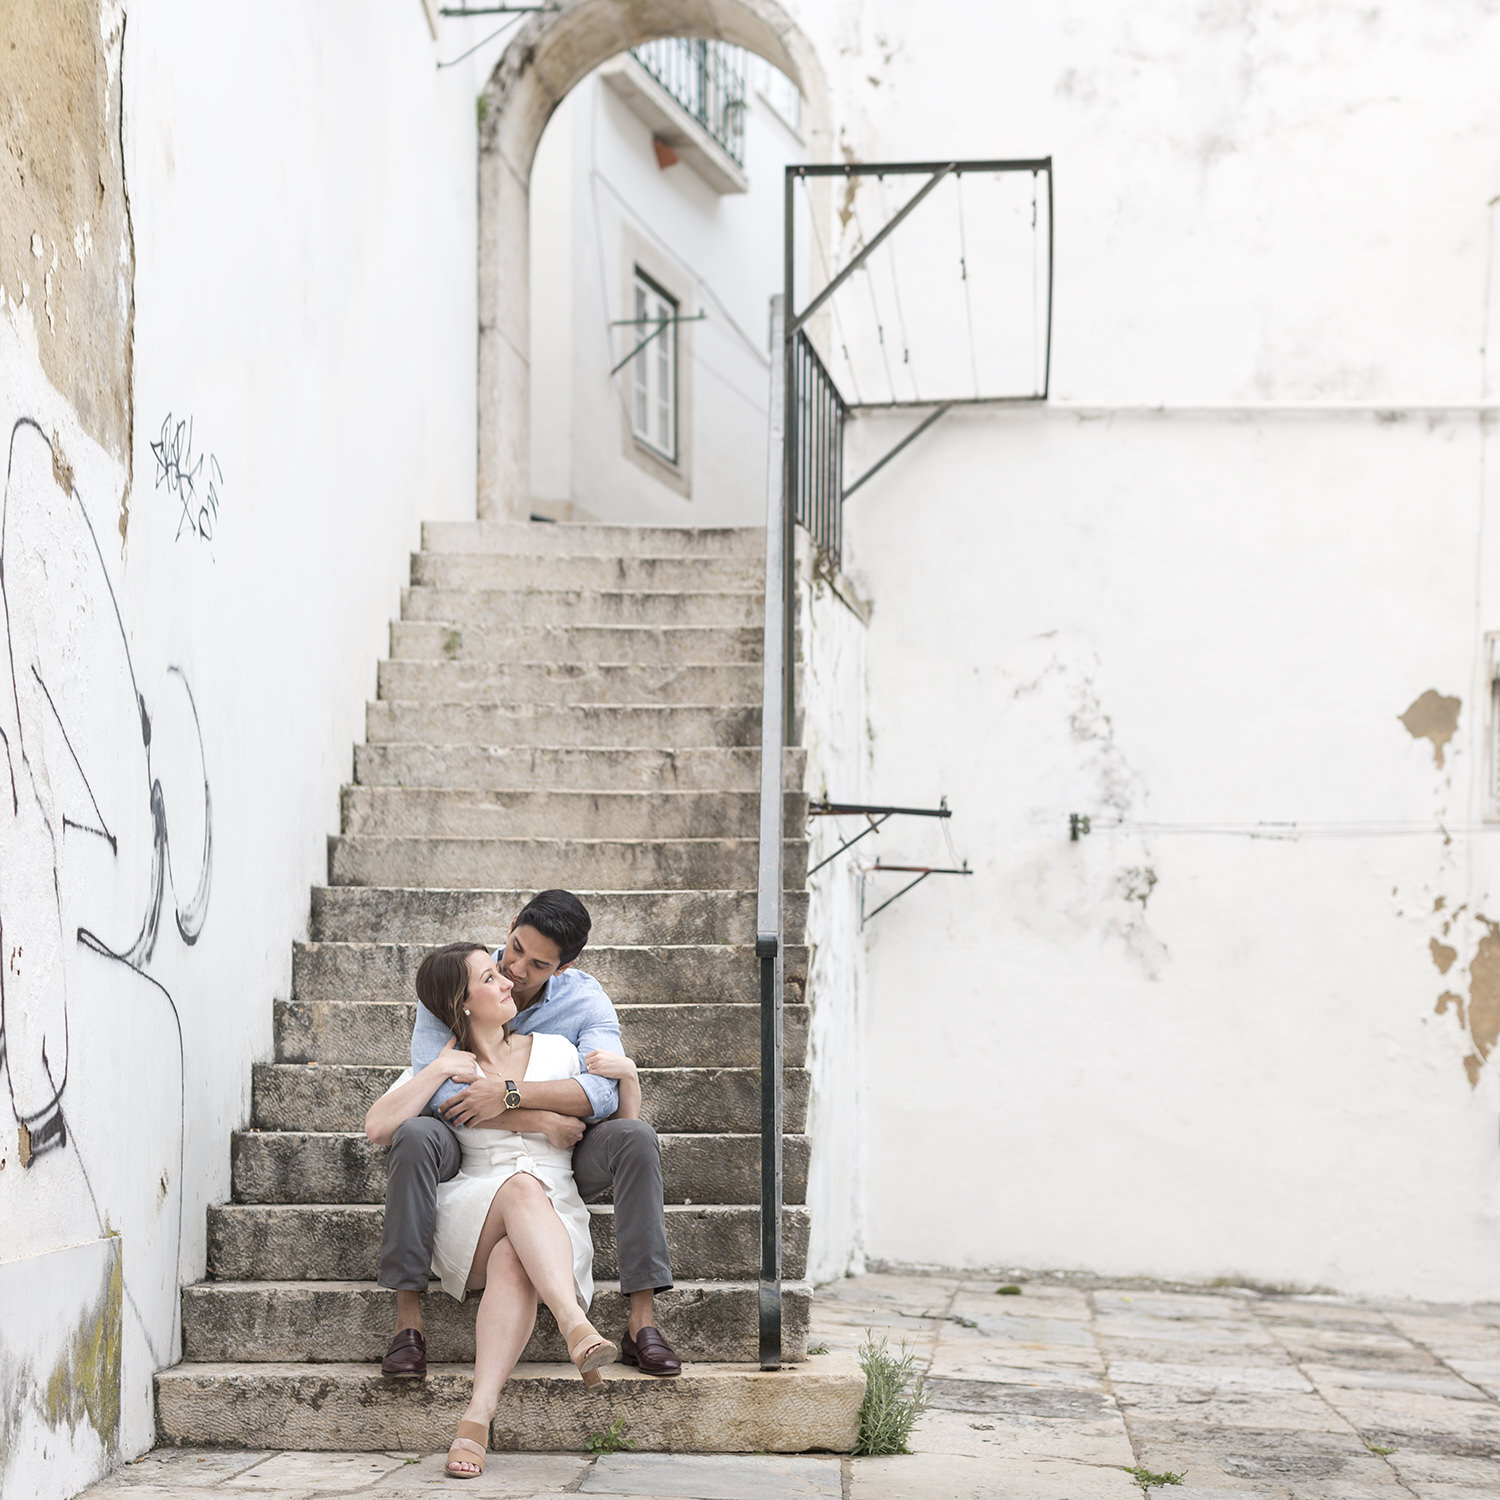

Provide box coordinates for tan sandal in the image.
[445,1418,488,1478]
[567,1321,619,1390]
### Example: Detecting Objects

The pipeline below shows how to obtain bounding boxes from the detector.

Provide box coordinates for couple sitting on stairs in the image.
[363,888,680,1479]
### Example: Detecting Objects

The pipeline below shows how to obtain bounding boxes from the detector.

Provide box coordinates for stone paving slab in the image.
[75,1269,1500,1500]
[580,1454,840,1498]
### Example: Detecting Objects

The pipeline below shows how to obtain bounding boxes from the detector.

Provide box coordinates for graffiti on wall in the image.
[0,415,212,1195]
[150,413,223,544]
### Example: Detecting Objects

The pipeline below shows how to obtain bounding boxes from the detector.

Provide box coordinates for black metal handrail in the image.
[790,332,848,572]
[630,38,748,166]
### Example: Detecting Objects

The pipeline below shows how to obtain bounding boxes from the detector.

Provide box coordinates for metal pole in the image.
[757,292,789,1370]
[1044,159,1054,401]
[783,167,798,748]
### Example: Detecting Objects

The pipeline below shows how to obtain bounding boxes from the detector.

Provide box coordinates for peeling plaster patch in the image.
[1399,690,1462,768]
[1464,917,1500,1084]
[1464,1054,1483,1087]
[50,429,74,496]
[17,1120,32,1167]
[1430,937,1457,974]
[1435,991,1467,1028]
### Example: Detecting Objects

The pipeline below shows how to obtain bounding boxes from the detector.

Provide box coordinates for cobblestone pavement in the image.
[78,1271,1500,1499]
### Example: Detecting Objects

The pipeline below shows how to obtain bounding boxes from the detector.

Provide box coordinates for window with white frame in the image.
[755,57,803,136]
[631,270,678,462]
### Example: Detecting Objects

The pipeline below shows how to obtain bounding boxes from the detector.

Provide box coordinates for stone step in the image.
[275,1000,810,1071]
[327,835,808,892]
[231,1130,811,1206]
[251,1064,811,1135]
[376,659,764,706]
[156,1353,862,1453]
[412,551,765,592]
[291,942,810,1008]
[339,787,807,839]
[308,888,808,946]
[391,621,772,667]
[177,1282,812,1368]
[401,587,764,629]
[420,521,764,557]
[353,744,806,793]
[206,1204,809,1283]
[365,701,760,749]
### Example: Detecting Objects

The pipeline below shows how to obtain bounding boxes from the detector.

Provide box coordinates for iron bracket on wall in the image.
[860,861,974,925]
[609,312,708,377]
[806,796,953,876]
[439,5,557,15]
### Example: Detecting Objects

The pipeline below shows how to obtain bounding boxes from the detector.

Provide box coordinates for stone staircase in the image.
[154,522,861,1452]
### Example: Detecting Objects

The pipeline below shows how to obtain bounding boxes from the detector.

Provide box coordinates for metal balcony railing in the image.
[630,37,747,166]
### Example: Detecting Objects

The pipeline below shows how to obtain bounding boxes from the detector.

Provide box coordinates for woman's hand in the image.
[584,1049,638,1081]
[586,1049,641,1121]
[429,1036,480,1083]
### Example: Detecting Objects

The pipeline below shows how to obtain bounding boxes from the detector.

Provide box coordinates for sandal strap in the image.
[448,1438,486,1457]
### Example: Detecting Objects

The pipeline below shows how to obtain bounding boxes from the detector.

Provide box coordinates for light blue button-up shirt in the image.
[410,960,622,1124]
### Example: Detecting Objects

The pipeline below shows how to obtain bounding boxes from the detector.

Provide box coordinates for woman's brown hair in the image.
[414,942,492,1055]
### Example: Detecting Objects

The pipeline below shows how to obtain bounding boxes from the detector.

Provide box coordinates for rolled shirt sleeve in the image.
[410,1000,463,1113]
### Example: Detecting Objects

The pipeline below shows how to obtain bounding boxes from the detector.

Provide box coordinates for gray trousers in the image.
[377,1114,673,1296]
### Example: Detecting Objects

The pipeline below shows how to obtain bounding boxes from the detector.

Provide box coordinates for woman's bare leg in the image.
[491,1173,591,1341]
[463,1174,589,1347]
[457,1236,536,1444]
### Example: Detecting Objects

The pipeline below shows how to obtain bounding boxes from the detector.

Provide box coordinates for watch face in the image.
[505,1087,522,1108]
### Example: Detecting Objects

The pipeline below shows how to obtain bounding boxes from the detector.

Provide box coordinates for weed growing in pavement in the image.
[996,1284,1023,1295]
[586,1420,636,1456]
[1124,1466,1187,1492]
[807,1342,830,1355]
[853,1332,929,1456]
[1366,1442,1396,1456]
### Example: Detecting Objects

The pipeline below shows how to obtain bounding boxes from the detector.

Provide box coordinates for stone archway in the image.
[475,0,831,520]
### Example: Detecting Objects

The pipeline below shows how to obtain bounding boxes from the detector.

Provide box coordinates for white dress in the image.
[391,1032,595,1305]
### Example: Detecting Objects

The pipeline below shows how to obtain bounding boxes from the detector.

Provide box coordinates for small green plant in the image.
[1124,1466,1187,1492]
[1366,1442,1396,1456]
[853,1332,929,1457]
[807,1342,830,1355]
[586,1419,636,1456]
[476,95,489,126]
[441,627,462,660]
[996,1284,1023,1296]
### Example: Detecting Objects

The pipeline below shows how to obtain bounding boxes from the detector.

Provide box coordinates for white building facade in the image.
[3,2,1500,1496]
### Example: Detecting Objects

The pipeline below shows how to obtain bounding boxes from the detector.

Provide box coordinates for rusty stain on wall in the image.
[1429,937,1457,974]
[0,0,134,476]
[1398,690,1461,768]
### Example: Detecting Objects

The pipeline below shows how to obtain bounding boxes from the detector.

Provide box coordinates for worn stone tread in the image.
[231,1129,811,1206]
[274,999,810,1069]
[155,1351,860,1452]
[206,1203,810,1282]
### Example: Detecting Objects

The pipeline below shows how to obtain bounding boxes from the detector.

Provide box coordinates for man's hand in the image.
[537,1113,586,1151]
[438,1075,511,1127]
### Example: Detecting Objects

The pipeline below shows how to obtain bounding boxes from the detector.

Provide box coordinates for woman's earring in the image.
[463,1008,471,1016]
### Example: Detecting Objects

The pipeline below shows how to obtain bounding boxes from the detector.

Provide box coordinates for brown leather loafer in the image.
[620,1325,681,1377]
[381,1327,427,1377]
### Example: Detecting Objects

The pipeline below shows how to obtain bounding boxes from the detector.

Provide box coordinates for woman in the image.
[364,941,641,1479]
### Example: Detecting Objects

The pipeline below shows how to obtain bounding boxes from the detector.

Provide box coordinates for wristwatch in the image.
[503,1080,522,1110]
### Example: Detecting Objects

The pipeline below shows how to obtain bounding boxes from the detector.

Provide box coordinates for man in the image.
[376,889,681,1377]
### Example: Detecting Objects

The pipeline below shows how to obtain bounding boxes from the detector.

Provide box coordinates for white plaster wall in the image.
[814,0,1500,1300]
[798,541,873,1284]
[1,4,485,1494]
[529,64,805,523]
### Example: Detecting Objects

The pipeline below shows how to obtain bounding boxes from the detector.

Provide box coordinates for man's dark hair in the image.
[515,889,591,966]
